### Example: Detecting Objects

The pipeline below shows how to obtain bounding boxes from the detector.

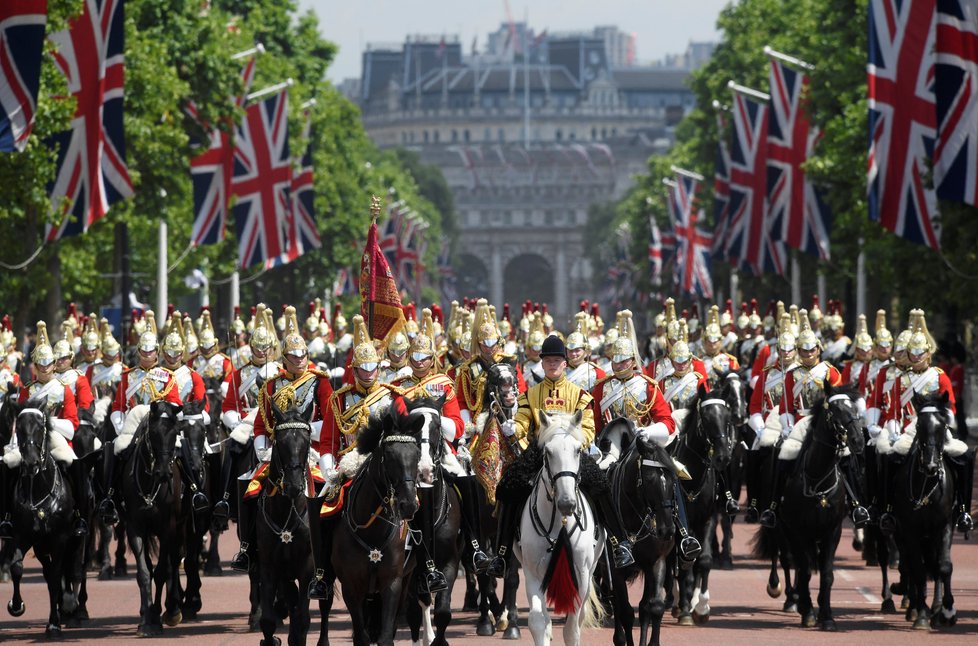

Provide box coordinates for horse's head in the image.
[268,397,314,499]
[147,400,182,486]
[696,386,733,470]
[176,398,209,487]
[634,437,679,542]
[393,393,447,485]
[912,391,951,476]
[15,398,49,477]
[0,384,22,444]
[487,361,519,417]
[536,410,585,518]
[818,383,864,456]
[203,375,225,415]
[359,404,422,520]
[715,369,748,427]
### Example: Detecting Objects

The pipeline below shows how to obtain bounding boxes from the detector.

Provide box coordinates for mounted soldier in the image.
[658,320,708,413]
[193,309,233,385]
[53,321,95,416]
[701,305,742,389]
[564,311,606,392]
[74,314,101,374]
[379,330,412,384]
[86,319,123,401]
[522,311,546,388]
[821,300,851,367]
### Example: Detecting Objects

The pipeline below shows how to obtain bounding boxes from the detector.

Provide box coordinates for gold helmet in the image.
[611,310,639,373]
[788,304,800,337]
[736,303,750,331]
[198,309,218,355]
[470,298,500,354]
[654,311,666,329]
[603,327,619,350]
[527,312,545,352]
[809,295,823,325]
[282,305,306,357]
[100,318,121,357]
[81,314,100,352]
[777,313,797,352]
[874,309,893,347]
[403,304,420,339]
[796,309,820,351]
[854,314,874,352]
[250,304,275,353]
[541,304,553,331]
[669,319,692,363]
[332,303,347,335]
[53,321,74,361]
[32,321,55,366]
[138,310,159,353]
[704,305,723,342]
[720,299,734,328]
[387,331,410,355]
[231,306,246,335]
[183,314,199,355]
[664,298,680,342]
[305,301,321,334]
[351,314,380,369]
[762,300,778,332]
[566,311,589,350]
[131,311,147,336]
[65,302,80,331]
[162,311,186,356]
[410,308,437,358]
[907,308,936,357]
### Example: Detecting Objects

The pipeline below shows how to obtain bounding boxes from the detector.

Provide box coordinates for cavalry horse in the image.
[514,410,606,646]
[668,386,732,625]
[766,383,864,630]
[4,397,89,637]
[254,399,326,646]
[174,398,212,620]
[890,392,960,629]
[606,419,682,646]
[331,396,423,646]
[713,369,749,569]
[201,374,227,576]
[119,400,186,636]
[401,394,464,646]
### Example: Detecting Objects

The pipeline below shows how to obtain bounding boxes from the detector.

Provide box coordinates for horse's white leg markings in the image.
[423,602,434,645]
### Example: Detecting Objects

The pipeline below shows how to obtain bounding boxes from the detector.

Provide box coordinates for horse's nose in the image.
[557,494,576,517]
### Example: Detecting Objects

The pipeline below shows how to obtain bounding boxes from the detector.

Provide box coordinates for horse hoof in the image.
[906,608,917,622]
[137,623,163,637]
[204,562,223,577]
[503,625,521,640]
[692,610,709,624]
[261,638,282,646]
[65,615,81,628]
[783,601,797,614]
[45,624,62,639]
[881,599,896,614]
[677,613,694,626]
[476,618,496,636]
[76,607,90,621]
[62,594,78,614]
[819,619,837,631]
[901,597,909,610]
[183,597,202,616]
[8,600,26,617]
[913,616,931,630]
[890,581,906,596]
[802,612,817,628]
[163,610,182,627]
[98,566,113,581]
[114,562,128,577]
[671,605,681,618]
[1,570,10,583]
[248,612,261,632]
[767,581,783,598]
[718,556,734,570]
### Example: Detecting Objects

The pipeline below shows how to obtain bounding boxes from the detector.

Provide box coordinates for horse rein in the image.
[15,408,60,513]
[268,420,311,493]
[909,406,947,509]
[133,411,178,507]
[799,394,854,500]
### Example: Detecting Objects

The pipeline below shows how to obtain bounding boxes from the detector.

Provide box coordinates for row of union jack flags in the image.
[378,198,428,295]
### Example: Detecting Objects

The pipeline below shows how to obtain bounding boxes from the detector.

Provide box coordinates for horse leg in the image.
[432,558,459,646]
[342,584,369,646]
[779,541,798,612]
[248,563,262,631]
[182,529,203,619]
[129,533,160,636]
[405,588,423,645]
[816,528,841,631]
[377,576,405,646]
[204,527,223,576]
[676,552,694,625]
[501,555,522,639]
[463,570,479,610]
[609,568,634,646]
[316,595,332,646]
[37,551,63,637]
[524,570,551,646]
[794,548,815,627]
[562,577,585,646]
[7,542,26,618]
[932,524,955,627]
[258,561,279,646]
[114,523,128,577]
[718,510,734,569]
[475,571,497,636]
[641,557,669,646]
[289,580,311,646]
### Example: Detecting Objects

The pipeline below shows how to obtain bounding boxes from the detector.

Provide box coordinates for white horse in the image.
[514,410,606,646]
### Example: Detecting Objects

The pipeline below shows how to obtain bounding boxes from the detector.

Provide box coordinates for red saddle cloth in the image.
[320,480,353,518]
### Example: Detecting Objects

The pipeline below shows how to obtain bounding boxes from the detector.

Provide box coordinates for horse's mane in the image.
[356,413,387,455]
[797,382,862,455]
[535,411,586,449]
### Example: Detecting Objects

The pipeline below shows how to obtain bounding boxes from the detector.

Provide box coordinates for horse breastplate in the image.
[28,380,64,413]
[173,366,195,401]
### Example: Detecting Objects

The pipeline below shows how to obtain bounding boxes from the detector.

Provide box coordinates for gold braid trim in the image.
[334,383,402,455]
[625,376,658,423]
[458,362,486,414]
[256,371,319,441]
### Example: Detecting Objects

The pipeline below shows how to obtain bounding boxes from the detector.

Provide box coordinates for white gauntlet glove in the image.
[51,417,75,441]
[868,425,883,440]
[110,410,125,434]
[638,422,670,446]
[440,416,457,443]
[221,410,242,430]
[748,413,765,434]
[501,419,516,437]
[779,413,795,437]
[254,434,271,462]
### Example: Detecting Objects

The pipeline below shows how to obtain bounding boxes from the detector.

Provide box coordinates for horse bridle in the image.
[615,445,674,544]
[15,408,60,512]
[815,394,856,454]
[134,410,177,507]
[909,405,946,509]
[799,394,854,500]
[269,420,311,493]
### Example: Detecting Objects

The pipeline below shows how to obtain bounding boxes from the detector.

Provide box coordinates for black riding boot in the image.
[211,445,236,530]
[455,475,490,573]
[415,485,448,593]
[96,447,119,526]
[952,450,975,535]
[230,477,256,572]
[67,460,89,537]
[744,448,764,523]
[759,458,793,529]
[0,465,14,539]
[673,481,702,561]
[306,494,332,600]
[865,444,880,522]
[878,455,897,535]
[841,454,870,528]
[719,469,740,515]
[487,500,521,579]
[593,489,636,568]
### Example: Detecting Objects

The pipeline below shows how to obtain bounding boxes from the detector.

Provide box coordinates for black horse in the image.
[765,383,864,630]
[713,370,749,569]
[174,398,211,620]
[403,393,464,646]
[5,398,88,637]
[201,374,227,577]
[667,387,731,625]
[120,400,186,636]
[255,398,326,646]
[331,397,423,646]
[607,419,682,646]
[890,392,958,630]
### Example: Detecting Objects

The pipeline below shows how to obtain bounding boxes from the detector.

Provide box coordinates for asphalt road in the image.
[2,514,977,645]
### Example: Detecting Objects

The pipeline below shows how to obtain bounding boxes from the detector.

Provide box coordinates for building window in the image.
[591,127,597,140]
[464,129,470,142]
[434,130,440,143]
[497,128,505,143]
[451,129,458,143]
[555,128,563,141]
[423,130,429,143]
[484,128,491,141]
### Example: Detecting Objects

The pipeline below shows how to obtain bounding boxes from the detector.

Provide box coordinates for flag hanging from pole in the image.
[0,0,48,152]
[670,169,715,298]
[360,200,406,344]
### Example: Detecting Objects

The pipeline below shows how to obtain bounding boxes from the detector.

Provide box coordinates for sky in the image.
[296,0,732,82]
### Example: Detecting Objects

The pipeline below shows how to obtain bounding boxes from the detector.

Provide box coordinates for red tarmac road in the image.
[3,518,977,645]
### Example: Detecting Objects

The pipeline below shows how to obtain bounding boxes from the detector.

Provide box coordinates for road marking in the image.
[856,586,881,604]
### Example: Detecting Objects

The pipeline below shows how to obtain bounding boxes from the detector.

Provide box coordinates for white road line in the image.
[856,586,881,604]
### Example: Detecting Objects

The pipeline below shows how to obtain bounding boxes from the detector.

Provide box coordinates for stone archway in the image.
[503,253,554,307]
[456,253,489,299]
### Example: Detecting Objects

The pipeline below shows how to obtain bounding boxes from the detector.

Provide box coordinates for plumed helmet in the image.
[907,308,936,357]
[795,309,820,351]
[470,299,499,354]
[874,309,893,347]
[736,303,750,331]
[748,299,762,329]
[654,312,666,328]
[387,331,409,355]
[282,306,306,357]
[198,309,218,353]
[162,311,186,355]
[131,310,147,336]
[32,321,55,365]
[541,304,553,330]
[183,314,199,354]
[704,305,723,342]
[66,302,80,330]
[81,313,100,351]
[305,301,320,333]
[809,294,823,323]
[332,303,347,334]
[688,304,700,334]
[100,318,120,357]
[777,313,796,351]
[720,299,734,327]
[669,320,691,362]
[351,315,380,369]
[664,298,680,342]
[854,314,874,351]
[250,304,275,352]
[403,304,420,338]
[611,310,637,363]
[788,304,800,337]
[232,306,246,335]
[527,312,546,350]
[762,300,777,331]
[53,321,74,360]
[566,311,589,350]
[603,327,619,348]
[139,310,159,353]
[410,308,437,358]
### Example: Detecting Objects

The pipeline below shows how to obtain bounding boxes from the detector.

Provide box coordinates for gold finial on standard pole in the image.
[370,195,382,221]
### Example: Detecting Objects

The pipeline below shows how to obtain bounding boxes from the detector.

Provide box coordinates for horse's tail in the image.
[749,525,778,561]
[580,574,607,629]
[542,527,582,616]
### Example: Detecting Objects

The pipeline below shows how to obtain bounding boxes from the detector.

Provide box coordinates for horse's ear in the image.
[696,383,707,400]
[572,409,583,427]
[538,410,550,429]
[185,398,205,417]
[824,382,834,397]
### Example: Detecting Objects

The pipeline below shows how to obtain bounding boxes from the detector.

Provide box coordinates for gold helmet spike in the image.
[874,309,893,347]
[231,306,246,335]
[81,313,100,351]
[788,304,800,337]
[250,304,275,352]
[777,313,796,351]
[796,309,820,351]
[182,314,199,355]
[664,298,680,342]
[566,311,589,350]
[527,311,545,351]
[669,319,692,362]
[282,305,306,357]
[99,318,120,357]
[53,321,74,360]
[854,314,874,351]
[162,310,186,356]
[388,331,409,355]
[32,321,55,365]
[410,308,437,358]
[304,301,320,333]
[704,305,723,342]
[351,314,380,368]
[139,310,159,353]
[470,298,499,354]
[611,309,637,365]
[403,304,420,338]
[198,309,218,352]
[809,295,823,323]
[907,308,936,356]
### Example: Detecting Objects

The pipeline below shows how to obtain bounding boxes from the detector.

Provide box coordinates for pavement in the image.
[2,513,977,645]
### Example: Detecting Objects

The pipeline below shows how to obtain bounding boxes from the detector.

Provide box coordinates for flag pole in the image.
[232,43,265,60]
[763,46,815,71]
[245,78,294,103]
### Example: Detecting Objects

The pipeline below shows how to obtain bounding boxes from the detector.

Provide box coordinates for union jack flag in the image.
[712,105,732,260]
[188,54,257,246]
[333,267,357,297]
[868,0,941,249]
[231,89,290,269]
[934,0,978,207]
[766,53,832,260]
[0,1,47,152]
[728,83,786,275]
[670,171,715,298]
[45,0,132,242]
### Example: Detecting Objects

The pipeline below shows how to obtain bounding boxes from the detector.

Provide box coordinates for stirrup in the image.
[73,517,89,537]
[725,497,741,515]
[471,544,491,573]
[956,511,974,534]
[192,491,210,513]
[879,512,897,536]
[97,498,119,526]
[679,535,702,562]
[851,505,871,528]
[230,547,250,573]
[0,518,13,539]
[308,570,331,600]
[424,563,448,593]
[758,508,777,529]
[487,555,507,579]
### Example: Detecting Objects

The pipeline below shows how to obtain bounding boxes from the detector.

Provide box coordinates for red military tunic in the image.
[222,361,282,414]
[170,365,209,412]
[56,369,95,412]
[879,366,956,430]
[749,362,792,418]
[591,372,676,438]
[749,341,777,389]
[841,359,870,395]
[393,371,465,452]
[112,366,183,412]
[781,361,843,417]
[252,369,334,456]
[19,380,79,433]
[320,380,398,457]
